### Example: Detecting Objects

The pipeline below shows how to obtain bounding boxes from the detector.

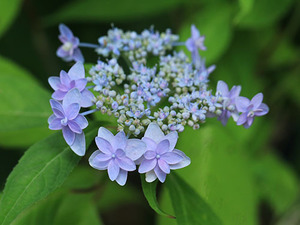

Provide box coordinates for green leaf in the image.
[0,0,23,38]
[179,2,233,64]
[0,55,53,148]
[159,124,259,225]
[97,181,143,212]
[53,193,103,225]
[11,192,65,225]
[0,123,99,225]
[252,153,299,215]
[141,175,174,218]
[237,0,294,28]
[166,173,223,225]
[235,0,254,22]
[44,0,183,25]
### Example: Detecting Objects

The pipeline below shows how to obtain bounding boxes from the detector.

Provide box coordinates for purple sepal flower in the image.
[48,89,88,156]
[138,123,190,183]
[89,127,147,186]
[217,80,241,125]
[236,93,269,128]
[186,25,206,68]
[48,62,94,107]
[56,24,84,63]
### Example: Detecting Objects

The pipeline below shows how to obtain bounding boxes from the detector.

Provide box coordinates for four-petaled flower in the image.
[236,93,269,128]
[48,62,94,107]
[48,89,88,156]
[89,127,146,186]
[186,25,206,68]
[57,24,84,62]
[217,80,241,125]
[138,123,191,183]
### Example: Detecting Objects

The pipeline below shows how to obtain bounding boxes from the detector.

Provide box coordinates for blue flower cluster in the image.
[49,24,269,185]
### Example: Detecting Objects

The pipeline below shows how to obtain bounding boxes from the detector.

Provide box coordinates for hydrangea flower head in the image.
[48,62,94,107]
[89,127,147,186]
[139,123,191,183]
[48,88,88,156]
[57,24,84,62]
[236,93,269,128]
[217,80,241,125]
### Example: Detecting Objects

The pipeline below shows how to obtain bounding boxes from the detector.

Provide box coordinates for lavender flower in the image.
[216,81,241,125]
[89,127,147,186]
[48,89,88,156]
[236,93,269,128]
[138,123,190,183]
[186,25,206,68]
[48,62,94,107]
[56,24,84,62]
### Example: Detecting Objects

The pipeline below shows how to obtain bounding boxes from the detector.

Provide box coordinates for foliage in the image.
[0,0,299,224]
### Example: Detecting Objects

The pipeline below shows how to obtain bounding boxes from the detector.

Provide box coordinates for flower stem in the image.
[79,42,100,48]
[80,108,98,116]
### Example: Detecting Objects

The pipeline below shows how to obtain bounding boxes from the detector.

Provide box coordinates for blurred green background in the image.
[0,0,300,224]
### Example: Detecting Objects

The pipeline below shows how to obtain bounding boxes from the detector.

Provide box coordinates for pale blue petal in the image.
[144,151,156,160]
[156,139,170,155]
[115,169,128,186]
[235,96,250,112]
[62,88,81,108]
[95,137,113,154]
[141,137,157,151]
[162,131,178,151]
[62,126,75,145]
[217,80,229,96]
[49,118,62,130]
[68,62,85,80]
[144,122,165,143]
[59,24,73,39]
[108,160,120,181]
[145,170,157,182]
[251,93,263,109]
[112,131,127,150]
[70,132,86,156]
[75,78,87,91]
[236,113,248,126]
[154,166,166,183]
[48,77,61,90]
[169,149,191,170]
[65,103,80,120]
[138,159,157,173]
[74,115,88,129]
[158,159,170,174]
[68,120,82,134]
[255,103,269,116]
[72,48,84,63]
[52,90,66,101]
[98,127,114,141]
[125,139,146,161]
[117,157,136,171]
[80,89,94,107]
[161,152,183,164]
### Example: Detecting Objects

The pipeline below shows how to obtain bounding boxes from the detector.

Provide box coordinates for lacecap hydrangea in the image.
[48,24,269,186]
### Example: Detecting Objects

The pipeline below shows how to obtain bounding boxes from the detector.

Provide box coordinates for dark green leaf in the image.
[237,0,294,28]
[141,175,174,218]
[0,0,23,37]
[0,56,53,148]
[166,173,223,225]
[0,123,99,225]
[53,193,103,225]
[44,0,183,25]
[252,153,299,214]
[11,192,65,225]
